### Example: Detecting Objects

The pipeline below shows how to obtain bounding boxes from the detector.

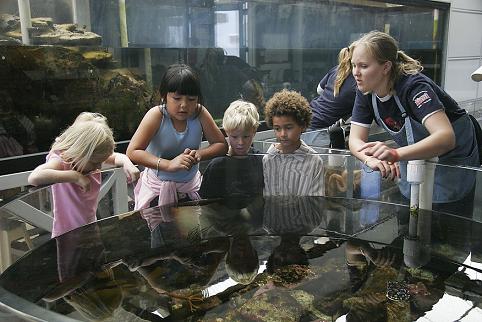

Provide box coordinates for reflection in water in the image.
[1,196,482,321]
[403,211,431,269]
[343,210,445,322]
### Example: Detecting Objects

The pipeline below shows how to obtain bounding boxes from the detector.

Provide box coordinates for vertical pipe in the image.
[410,184,420,215]
[17,0,32,45]
[144,48,153,89]
[407,160,426,214]
[72,0,91,31]
[246,2,256,67]
[408,185,419,236]
[118,0,128,47]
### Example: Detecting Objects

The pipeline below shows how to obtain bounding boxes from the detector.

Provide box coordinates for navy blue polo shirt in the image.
[351,73,465,131]
[310,66,357,129]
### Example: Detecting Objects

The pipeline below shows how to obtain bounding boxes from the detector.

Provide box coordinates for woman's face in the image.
[351,45,391,95]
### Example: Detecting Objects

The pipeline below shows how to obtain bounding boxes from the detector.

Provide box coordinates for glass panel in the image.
[0,0,448,175]
[2,153,482,320]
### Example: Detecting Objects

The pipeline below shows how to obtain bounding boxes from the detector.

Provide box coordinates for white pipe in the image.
[72,0,91,31]
[407,160,425,213]
[17,0,32,45]
[410,185,420,214]
[119,0,128,47]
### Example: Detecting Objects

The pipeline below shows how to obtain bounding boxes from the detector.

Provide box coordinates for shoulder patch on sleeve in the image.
[413,90,432,108]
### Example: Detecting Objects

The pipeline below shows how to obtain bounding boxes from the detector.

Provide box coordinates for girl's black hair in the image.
[159,64,204,109]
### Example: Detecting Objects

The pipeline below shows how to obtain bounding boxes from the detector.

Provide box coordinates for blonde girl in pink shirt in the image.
[28,112,140,238]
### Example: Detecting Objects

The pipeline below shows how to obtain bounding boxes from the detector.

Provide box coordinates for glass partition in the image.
[5,152,482,275]
[2,151,482,320]
[0,0,448,175]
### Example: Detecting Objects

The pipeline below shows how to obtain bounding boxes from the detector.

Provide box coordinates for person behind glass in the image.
[309,45,357,130]
[263,89,324,196]
[199,100,264,199]
[240,78,266,115]
[348,31,479,211]
[28,112,140,238]
[127,64,227,210]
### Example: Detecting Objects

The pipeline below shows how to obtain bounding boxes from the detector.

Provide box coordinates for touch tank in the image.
[1,152,482,321]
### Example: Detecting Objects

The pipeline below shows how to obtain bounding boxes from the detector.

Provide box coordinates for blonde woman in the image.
[309,43,357,129]
[349,31,478,209]
[28,112,139,237]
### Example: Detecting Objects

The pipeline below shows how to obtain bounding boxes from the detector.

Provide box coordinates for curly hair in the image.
[264,89,311,128]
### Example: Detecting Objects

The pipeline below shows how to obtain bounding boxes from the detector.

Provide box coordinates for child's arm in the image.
[28,159,91,191]
[105,153,140,183]
[195,106,228,161]
[126,107,164,170]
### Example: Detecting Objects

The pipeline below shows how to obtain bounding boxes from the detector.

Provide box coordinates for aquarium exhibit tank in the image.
[0,0,447,174]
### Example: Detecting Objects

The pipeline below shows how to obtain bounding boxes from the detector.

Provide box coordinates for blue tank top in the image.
[146,105,203,182]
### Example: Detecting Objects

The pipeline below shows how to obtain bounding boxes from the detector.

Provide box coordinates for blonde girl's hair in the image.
[355,30,423,92]
[52,112,115,172]
[334,41,357,97]
[223,100,260,133]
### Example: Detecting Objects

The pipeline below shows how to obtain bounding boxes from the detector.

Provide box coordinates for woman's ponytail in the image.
[396,50,423,76]
[334,46,353,97]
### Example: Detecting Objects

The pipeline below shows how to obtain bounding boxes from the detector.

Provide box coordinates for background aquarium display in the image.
[0,0,447,174]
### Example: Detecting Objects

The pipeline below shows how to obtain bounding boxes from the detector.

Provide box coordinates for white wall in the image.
[439,0,482,113]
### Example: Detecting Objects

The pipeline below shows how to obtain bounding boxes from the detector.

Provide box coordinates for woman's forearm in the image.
[397,130,455,161]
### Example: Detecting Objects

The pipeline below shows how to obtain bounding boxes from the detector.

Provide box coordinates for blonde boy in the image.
[199,100,264,198]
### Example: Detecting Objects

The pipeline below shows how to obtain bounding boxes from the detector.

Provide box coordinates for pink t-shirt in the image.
[48,151,101,238]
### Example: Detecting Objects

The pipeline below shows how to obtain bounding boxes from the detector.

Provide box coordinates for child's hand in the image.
[168,153,196,171]
[184,148,201,164]
[123,163,140,183]
[75,173,92,192]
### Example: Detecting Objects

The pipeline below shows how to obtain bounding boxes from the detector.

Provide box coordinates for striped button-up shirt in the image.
[263,140,324,196]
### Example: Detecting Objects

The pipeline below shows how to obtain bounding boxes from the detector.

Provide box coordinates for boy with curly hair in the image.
[263,89,324,196]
